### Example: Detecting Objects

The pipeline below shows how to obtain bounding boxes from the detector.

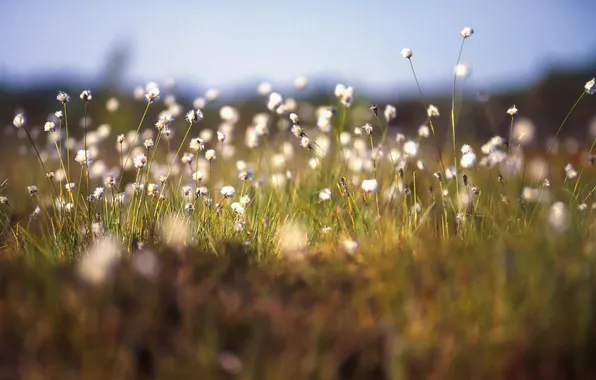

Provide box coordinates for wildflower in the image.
[133,154,147,169]
[239,195,251,206]
[205,88,219,101]
[319,188,332,201]
[55,110,63,119]
[341,239,358,254]
[94,187,105,199]
[190,137,205,151]
[384,105,397,122]
[278,220,308,259]
[461,26,474,38]
[192,171,204,182]
[185,109,204,124]
[400,48,412,59]
[231,202,245,215]
[294,76,308,89]
[427,104,440,118]
[147,183,159,196]
[461,151,477,168]
[196,187,209,197]
[104,175,116,187]
[27,185,38,196]
[334,84,354,108]
[181,152,195,165]
[217,131,226,143]
[548,201,568,233]
[361,123,373,135]
[238,170,253,181]
[369,104,378,116]
[221,186,235,198]
[267,92,284,112]
[184,203,195,213]
[143,139,154,149]
[361,178,378,193]
[291,124,303,138]
[57,91,70,103]
[80,89,92,101]
[145,83,160,102]
[182,186,192,197]
[445,166,457,180]
[44,121,56,132]
[13,113,25,129]
[403,140,419,156]
[257,82,272,96]
[234,220,246,232]
[0,196,7,205]
[418,125,430,138]
[565,163,577,179]
[585,78,595,95]
[65,182,75,191]
[75,150,92,167]
[77,236,123,285]
[289,112,300,125]
[300,136,312,149]
[205,149,216,161]
[507,105,518,116]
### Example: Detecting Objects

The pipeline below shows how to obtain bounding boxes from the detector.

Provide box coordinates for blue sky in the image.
[1,0,595,94]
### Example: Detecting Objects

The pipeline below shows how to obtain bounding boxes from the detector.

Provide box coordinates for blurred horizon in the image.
[2,0,596,97]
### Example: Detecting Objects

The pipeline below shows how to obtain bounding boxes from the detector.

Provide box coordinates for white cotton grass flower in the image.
[418,125,430,138]
[205,88,220,102]
[221,186,235,198]
[565,163,577,179]
[13,113,26,129]
[190,137,205,151]
[77,235,123,285]
[445,166,457,180]
[454,63,472,79]
[511,117,536,145]
[44,121,55,132]
[427,105,440,118]
[27,185,38,196]
[277,220,308,260]
[106,97,119,112]
[257,82,272,96]
[526,158,549,182]
[145,82,160,103]
[341,239,358,255]
[319,188,332,201]
[230,202,245,215]
[267,92,284,112]
[461,26,474,38]
[133,154,147,169]
[585,78,595,95]
[548,201,568,233]
[219,105,239,123]
[205,149,216,161]
[384,105,397,123]
[361,179,378,193]
[403,140,419,156]
[361,123,373,135]
[400,48,412,59]
[57,91,70,103]
[75,149,92,167]
[334,84,354,108]
[185,109,204,124]
[294,76,308,89]
[460,152,477,168]
[160,214,191,248]
[80,89,92,101]
[507,105,518,116]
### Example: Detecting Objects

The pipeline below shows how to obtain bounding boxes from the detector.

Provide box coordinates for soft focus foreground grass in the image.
[1,234,596,379]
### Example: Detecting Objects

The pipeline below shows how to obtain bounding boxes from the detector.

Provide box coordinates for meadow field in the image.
[1,28,596,379]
